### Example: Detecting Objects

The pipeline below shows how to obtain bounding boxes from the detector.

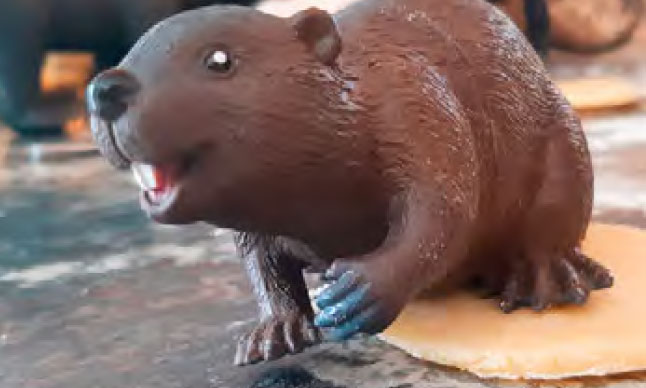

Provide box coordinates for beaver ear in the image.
[290,8,342,66]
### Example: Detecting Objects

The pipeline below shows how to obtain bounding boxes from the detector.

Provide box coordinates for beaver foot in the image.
[499,248,613,313]
[234,313,321,366]
[314,258,414,341]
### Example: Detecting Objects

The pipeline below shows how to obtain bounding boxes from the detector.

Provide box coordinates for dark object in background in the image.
[524,0,550,57]
[0,0,257,137]
[492,0,644,55]
[489,0,550,57]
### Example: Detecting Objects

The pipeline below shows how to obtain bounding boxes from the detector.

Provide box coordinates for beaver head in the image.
[87,6,350,227]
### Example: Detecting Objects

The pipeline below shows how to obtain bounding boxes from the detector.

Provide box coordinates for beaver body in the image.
[87,0,613,366]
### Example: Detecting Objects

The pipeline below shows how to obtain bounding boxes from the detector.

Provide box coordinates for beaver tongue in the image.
[131,162,168,193]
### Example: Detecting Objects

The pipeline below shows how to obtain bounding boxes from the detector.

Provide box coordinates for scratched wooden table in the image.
[0,16,645,388]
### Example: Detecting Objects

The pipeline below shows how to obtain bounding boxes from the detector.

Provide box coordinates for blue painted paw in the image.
[314,265,396,341]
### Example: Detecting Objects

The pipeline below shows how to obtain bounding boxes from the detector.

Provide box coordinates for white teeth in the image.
[131,162,157,190]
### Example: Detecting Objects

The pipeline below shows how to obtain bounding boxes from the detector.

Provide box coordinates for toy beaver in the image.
[86,0,614,366]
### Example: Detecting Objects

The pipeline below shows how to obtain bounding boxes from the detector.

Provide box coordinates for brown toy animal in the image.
[87,0,613,366]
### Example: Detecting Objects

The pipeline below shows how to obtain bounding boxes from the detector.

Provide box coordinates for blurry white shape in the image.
[584,114,646,152]
[131,162,157,190]
[28,144,42,163]
[212,50,228,65]
[212,228,230,237]
[85,255,131,273]
[0,261,84,287]
[257,0,357,17]
[594,189,646,213]
[0,242,235,288]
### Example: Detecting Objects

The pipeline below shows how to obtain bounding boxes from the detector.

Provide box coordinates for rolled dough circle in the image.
[556,77,641,112]
[381,224,646,379]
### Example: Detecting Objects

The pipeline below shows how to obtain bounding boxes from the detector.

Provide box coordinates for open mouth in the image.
[90,112,203,218]
[129,149,201,218]
[131,162,181,212]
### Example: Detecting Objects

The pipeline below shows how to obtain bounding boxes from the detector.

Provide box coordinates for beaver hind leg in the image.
[499,247,613,313]
[496,115,613,312]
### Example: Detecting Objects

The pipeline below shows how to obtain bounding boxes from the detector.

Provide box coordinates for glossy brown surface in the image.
[87,0,614,366]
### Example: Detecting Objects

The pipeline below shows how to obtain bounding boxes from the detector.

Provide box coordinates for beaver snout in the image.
[87,69,140,170]
[87,69,140,122]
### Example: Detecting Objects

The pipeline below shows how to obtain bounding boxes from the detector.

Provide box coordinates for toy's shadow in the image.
[250,367,346,388]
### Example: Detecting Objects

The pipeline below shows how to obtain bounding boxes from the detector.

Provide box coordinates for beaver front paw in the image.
[314,261,410,341]
[234,313,321,366]
[499,248,614,313]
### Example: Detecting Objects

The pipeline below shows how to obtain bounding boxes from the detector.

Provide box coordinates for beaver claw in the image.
[499,248,613,313]
[234,313,321,366]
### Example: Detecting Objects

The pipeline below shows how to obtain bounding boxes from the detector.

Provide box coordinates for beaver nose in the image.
[87,69,139,122]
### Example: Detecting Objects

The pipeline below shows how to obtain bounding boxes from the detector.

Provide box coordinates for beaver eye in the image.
[205,49,234,73]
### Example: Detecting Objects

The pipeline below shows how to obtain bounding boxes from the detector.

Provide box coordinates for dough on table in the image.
[556,77,641,112]
[380,224,646,379]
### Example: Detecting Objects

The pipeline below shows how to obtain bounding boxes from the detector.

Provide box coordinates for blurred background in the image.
[0,1,644,387]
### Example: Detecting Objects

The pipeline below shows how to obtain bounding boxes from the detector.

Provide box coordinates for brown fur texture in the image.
[87,0,613,366]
